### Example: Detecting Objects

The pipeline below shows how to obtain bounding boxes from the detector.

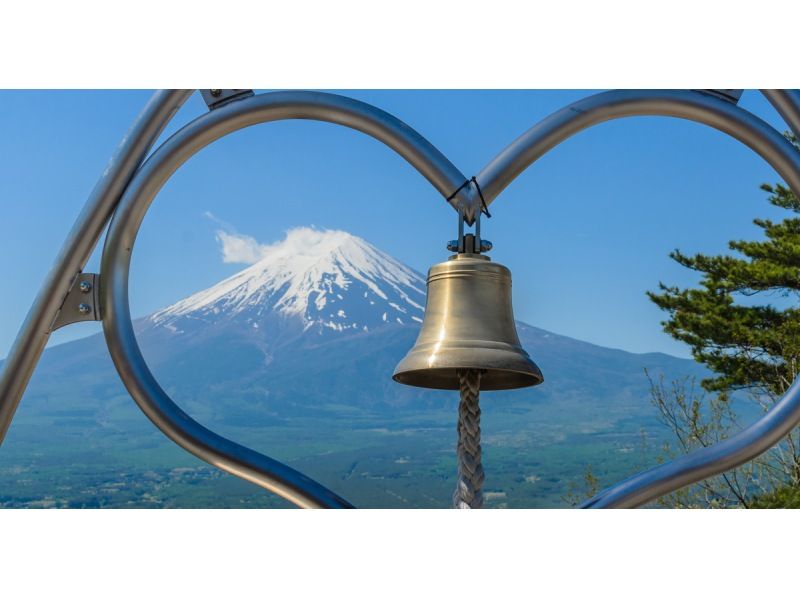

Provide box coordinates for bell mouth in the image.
[392,342,544,391]
[392,367,542,391]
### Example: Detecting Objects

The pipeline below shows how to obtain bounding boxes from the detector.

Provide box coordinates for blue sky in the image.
[0,89,794,359]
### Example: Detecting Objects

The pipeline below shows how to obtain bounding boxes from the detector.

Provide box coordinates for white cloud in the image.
[204,210,270,265]
[205,212,332,265]
[215,229,270,265]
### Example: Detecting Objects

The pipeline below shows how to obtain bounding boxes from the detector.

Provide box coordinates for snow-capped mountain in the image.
[26,225,707,417]
[146,227,426,338]
[9,226,714,508]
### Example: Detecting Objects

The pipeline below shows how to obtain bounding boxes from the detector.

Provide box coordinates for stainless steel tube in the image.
[101,90,470,508]
[762,89,800,140]
[0,89,192,444]
[477,90,800,208]
[8,88,800,509]
[482,89,800,507]
[582,377,800,508]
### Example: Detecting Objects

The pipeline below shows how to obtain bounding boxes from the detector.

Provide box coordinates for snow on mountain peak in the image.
[149,227,427,334]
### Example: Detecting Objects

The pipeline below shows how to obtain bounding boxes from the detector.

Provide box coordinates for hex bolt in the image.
[78,303,92,315]
[210,89,222,97]
[78,280,92,293]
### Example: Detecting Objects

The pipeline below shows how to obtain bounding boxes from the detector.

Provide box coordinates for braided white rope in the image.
[453,368,484,509]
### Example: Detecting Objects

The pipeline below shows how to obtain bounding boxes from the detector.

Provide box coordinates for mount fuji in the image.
[2,227,712,507]
[25,226,709,414]
[144,227,426,356]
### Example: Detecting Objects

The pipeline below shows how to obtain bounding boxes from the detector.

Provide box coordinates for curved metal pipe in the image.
[762,89,800,140]
[0,89,192,444]
[476,90,800,208]
[582,377,800,508]
[7,88,800,509]
[101,90,472,508]
[480,89,800,507]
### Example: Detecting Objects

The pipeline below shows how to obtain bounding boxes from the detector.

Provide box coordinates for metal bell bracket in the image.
[2,90,800,509]
[448,204,493,255]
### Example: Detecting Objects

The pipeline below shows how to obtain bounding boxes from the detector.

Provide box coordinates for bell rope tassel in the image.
[453,368,484,509]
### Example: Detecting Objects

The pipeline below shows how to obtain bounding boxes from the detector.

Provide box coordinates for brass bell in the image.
[393,233,543,391]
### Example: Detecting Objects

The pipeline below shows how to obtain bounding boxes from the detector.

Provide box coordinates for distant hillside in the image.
[0,228,709,508]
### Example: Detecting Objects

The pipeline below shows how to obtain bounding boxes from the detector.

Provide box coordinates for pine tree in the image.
[649,179,800,398]
[648,135,800,498]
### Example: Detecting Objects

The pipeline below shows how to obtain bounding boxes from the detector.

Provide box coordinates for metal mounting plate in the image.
[51,273,100,331]
[200,89,255,110]
[697,89,744,104]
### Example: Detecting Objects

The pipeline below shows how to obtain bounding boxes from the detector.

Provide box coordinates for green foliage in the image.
[648,135,800,506]
[562,464,600,507]
[648,137,800,398]
[750,484,800,508]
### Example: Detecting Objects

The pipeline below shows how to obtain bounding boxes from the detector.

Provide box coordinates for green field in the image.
[0,389,665,508]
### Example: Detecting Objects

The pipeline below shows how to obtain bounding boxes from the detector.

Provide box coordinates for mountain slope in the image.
[145,228,425,348]
[26,227,707,415]
[0,227,712,507]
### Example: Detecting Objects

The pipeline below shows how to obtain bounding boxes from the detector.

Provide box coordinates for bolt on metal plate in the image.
[200,89,255,110]
[51,272,101,331]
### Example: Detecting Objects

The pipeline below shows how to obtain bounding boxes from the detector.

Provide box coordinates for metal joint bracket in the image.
[200,89,255,110]
[51,273,100,331]
[696,89,744,104]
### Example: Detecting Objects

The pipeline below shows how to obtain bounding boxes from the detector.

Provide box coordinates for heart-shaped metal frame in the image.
[2,89,800,508]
